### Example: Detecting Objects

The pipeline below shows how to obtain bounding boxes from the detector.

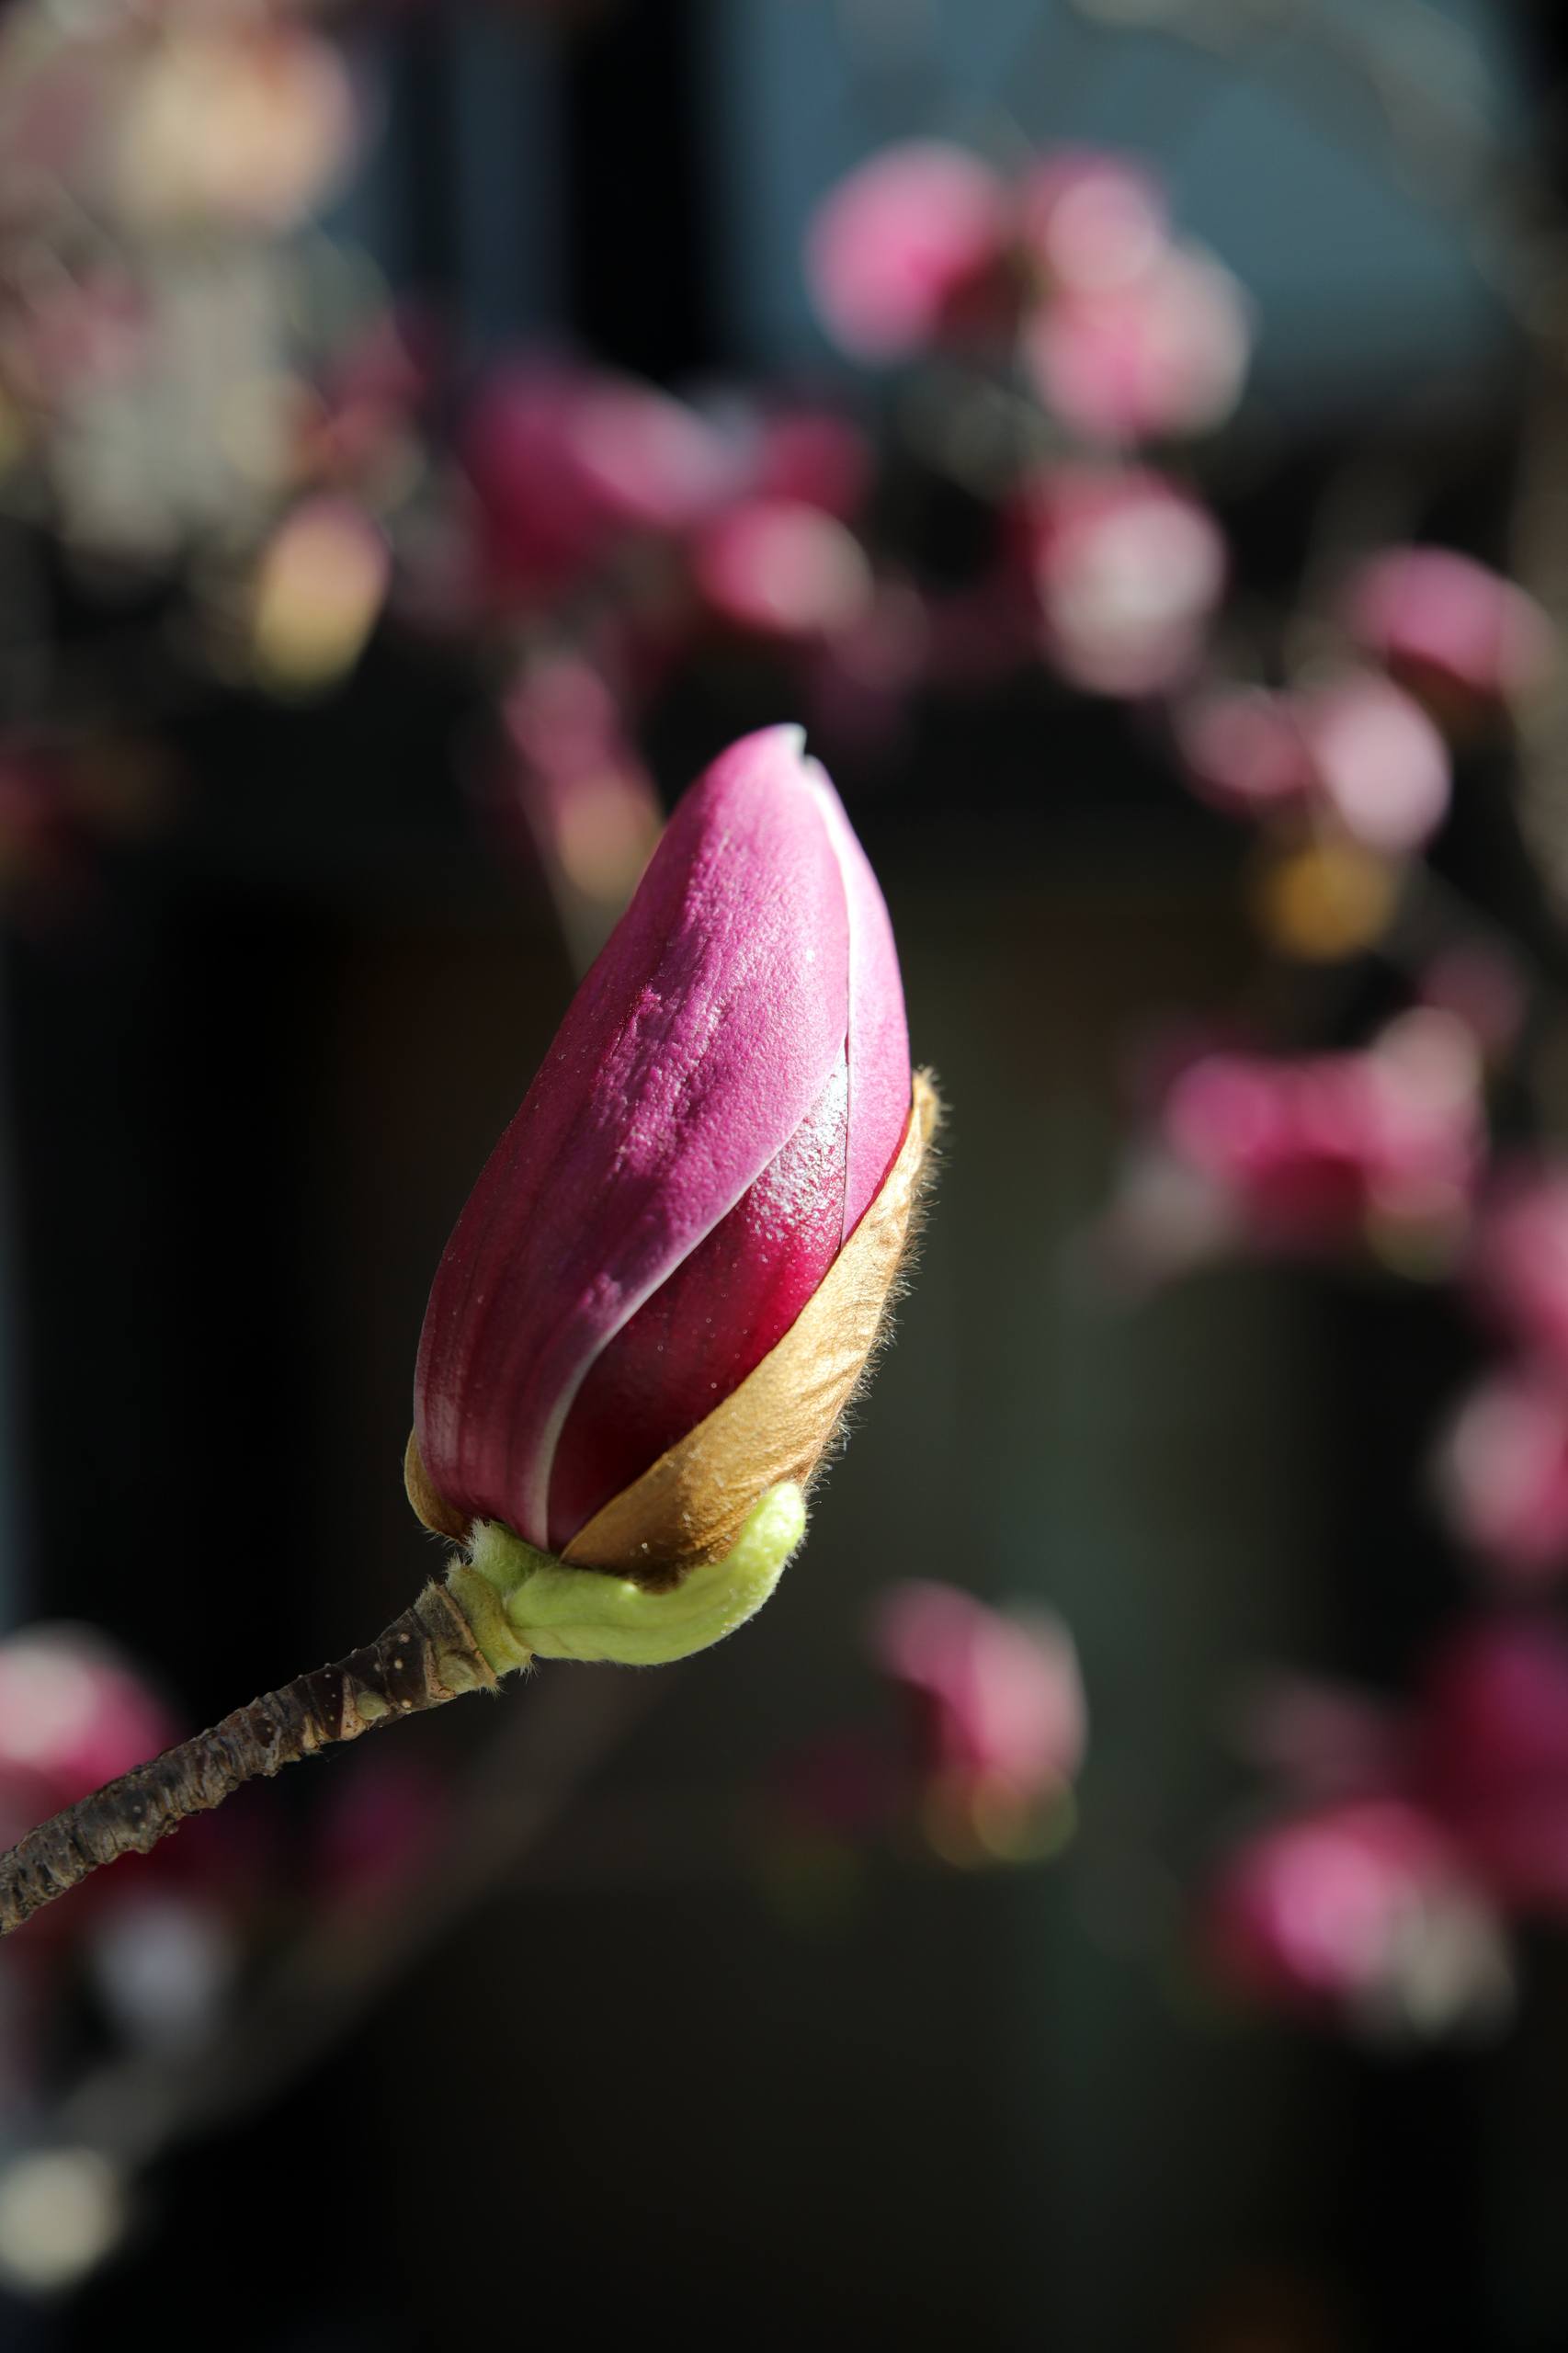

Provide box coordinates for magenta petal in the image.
[415,726,855,1546]
[547,1053,850,1548]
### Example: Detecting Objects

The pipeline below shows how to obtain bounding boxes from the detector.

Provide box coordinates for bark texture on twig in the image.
[0,1581,497,1936]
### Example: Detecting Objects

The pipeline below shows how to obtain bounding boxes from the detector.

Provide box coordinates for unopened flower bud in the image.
[410,725,934,1664]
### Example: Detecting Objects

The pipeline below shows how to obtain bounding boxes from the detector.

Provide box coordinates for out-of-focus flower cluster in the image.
[0,73,1277,911]
[6,5,1549,991]
[1429,1172,1568,1591]
[771,107,1568,2070]
[1168,548,1554,965]
[871,1580,1086,1864]
[757,1584,1087,1921]
[808,140,1250,443]
[1208,1619,1568,2041]
[1104,1006,1488,1281]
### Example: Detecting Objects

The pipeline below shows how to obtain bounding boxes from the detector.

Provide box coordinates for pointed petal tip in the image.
[701,722,815,801]
[701,722,831,816]
[745,721,816,780]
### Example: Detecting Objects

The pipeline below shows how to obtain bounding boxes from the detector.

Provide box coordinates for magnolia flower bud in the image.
[409,725,933,1662]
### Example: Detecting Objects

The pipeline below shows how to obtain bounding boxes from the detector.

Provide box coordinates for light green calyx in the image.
[445,1483,807,1673]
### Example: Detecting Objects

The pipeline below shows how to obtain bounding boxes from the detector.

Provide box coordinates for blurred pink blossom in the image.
[1294,673,1450,856]
[1175,688,1312,821]
[1018,465,1225,697]
[1159,1014,1482,1253]
[1435,1370,1568,1585]
[1210,1617,1568,2031]
[1026,244,1250,444]
[1207,1798,1509,2034]
[497,654,663,905]
[693,496,874,642]
[1344,547,1555,721]
[749,407,872,519]
[1017,150,1169,296]
[1418,943,1528,1063]
[869,1581,1086,1804]
[1174,673,1450,855]
[462,360,733,601]
[806,141,1012,360]
[1471,1169,1568,1377]
[806,139,1251,445]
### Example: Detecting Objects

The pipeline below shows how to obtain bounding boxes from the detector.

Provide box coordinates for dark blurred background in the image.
[4,4,1568,2348]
